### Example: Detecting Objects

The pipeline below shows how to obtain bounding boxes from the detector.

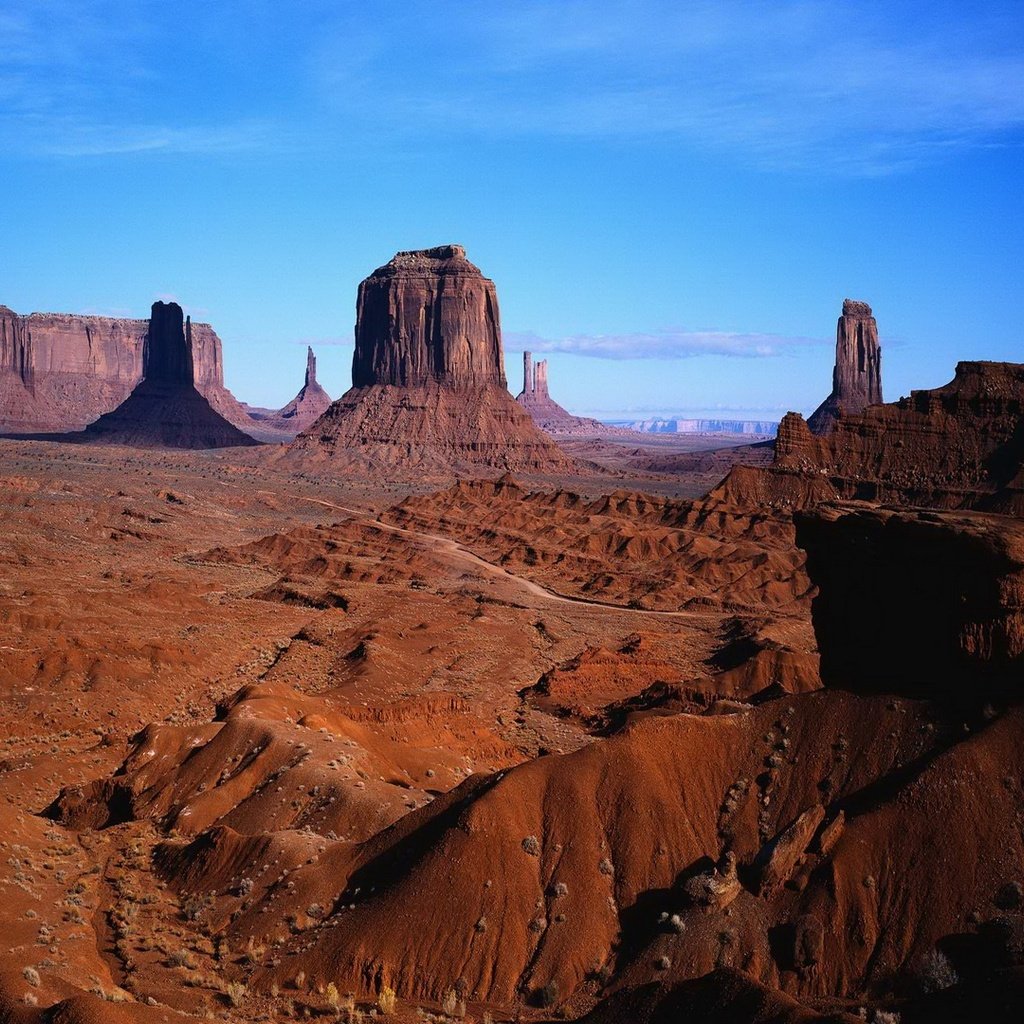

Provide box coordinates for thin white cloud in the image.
[505,328,821,360]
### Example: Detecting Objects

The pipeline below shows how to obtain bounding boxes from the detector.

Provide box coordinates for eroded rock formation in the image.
[289,246,575,475]
[244,346,332,435]
[715,360,1024,514]
[806,299,882,434]
[352,245,504,388]
[516,350,626,437]
[83,301,258,449]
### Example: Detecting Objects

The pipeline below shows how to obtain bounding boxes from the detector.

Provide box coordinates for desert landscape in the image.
[1,238,1022,1024]
[3,4,1022,1023]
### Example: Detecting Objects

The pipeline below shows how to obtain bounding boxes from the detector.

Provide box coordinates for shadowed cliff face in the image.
[352,244,505,388]
[143,301,194,385]
[807,299,882,435]
[796,505,1024,703]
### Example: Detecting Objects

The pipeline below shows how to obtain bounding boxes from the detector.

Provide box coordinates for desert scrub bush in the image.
[522,835,540,856]
[378,984,397,1014]
[915,948,958,993]
[22,966,40,986]
[442,988,458,1016]
[326,981,341,1013]
[225,980,247,1007]
[167,948,196,969]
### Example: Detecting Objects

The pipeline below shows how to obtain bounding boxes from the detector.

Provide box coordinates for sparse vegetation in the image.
[225,980,247,1007]
[916,948,958,993]
[378,984,397,1014]
[522,835,540,856]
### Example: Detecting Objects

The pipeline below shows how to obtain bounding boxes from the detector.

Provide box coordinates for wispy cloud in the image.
[310,1,1024,174]
[2,2,1022,173]
[505,328,821,360]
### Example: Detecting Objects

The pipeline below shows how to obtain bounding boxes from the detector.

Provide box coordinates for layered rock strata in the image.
[806,299,882,434]
[290,246,575,475]
[715,360,1024,513]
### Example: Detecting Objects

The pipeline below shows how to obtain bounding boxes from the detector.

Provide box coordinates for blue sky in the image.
[2,1,1022,419]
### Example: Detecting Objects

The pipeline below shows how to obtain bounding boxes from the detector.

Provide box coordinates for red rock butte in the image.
[289,245,576,475]
[352,244,505,389]
[82,300,259,449]
[515,351,627,437]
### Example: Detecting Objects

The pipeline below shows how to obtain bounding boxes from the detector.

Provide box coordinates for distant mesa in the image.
[0,300,300,440]
[290,245,576,475]
[806,298,882,434]
[243,346,332,434]
[626,416,778,436]
[82,301,258,449]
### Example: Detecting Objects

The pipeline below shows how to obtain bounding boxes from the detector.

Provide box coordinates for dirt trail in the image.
[291,493,707,619]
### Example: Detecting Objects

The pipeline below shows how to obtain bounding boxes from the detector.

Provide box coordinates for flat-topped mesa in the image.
[806,298,882,434]
[0,301,269,436]
[352,244,505,388]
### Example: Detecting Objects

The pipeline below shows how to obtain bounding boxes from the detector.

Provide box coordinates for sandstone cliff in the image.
[806,299,882,434]
[352,245,504,388]
[289,246,576,476]
[82,302,258,449]
[0,302,260,436]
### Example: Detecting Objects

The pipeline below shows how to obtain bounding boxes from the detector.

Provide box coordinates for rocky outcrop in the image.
[289,247,576,476]
[82,302,258,449]
[0,302,261,436]
[806,299,882,434]
[516,351,629,437]
[715,360,1024,513]
[352,245,504,388]
[243,346,332,436]
[795,504,1024,702]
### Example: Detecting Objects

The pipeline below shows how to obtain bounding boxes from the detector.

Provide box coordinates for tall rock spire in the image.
[807,299,883,434]
[305,346,317,389]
